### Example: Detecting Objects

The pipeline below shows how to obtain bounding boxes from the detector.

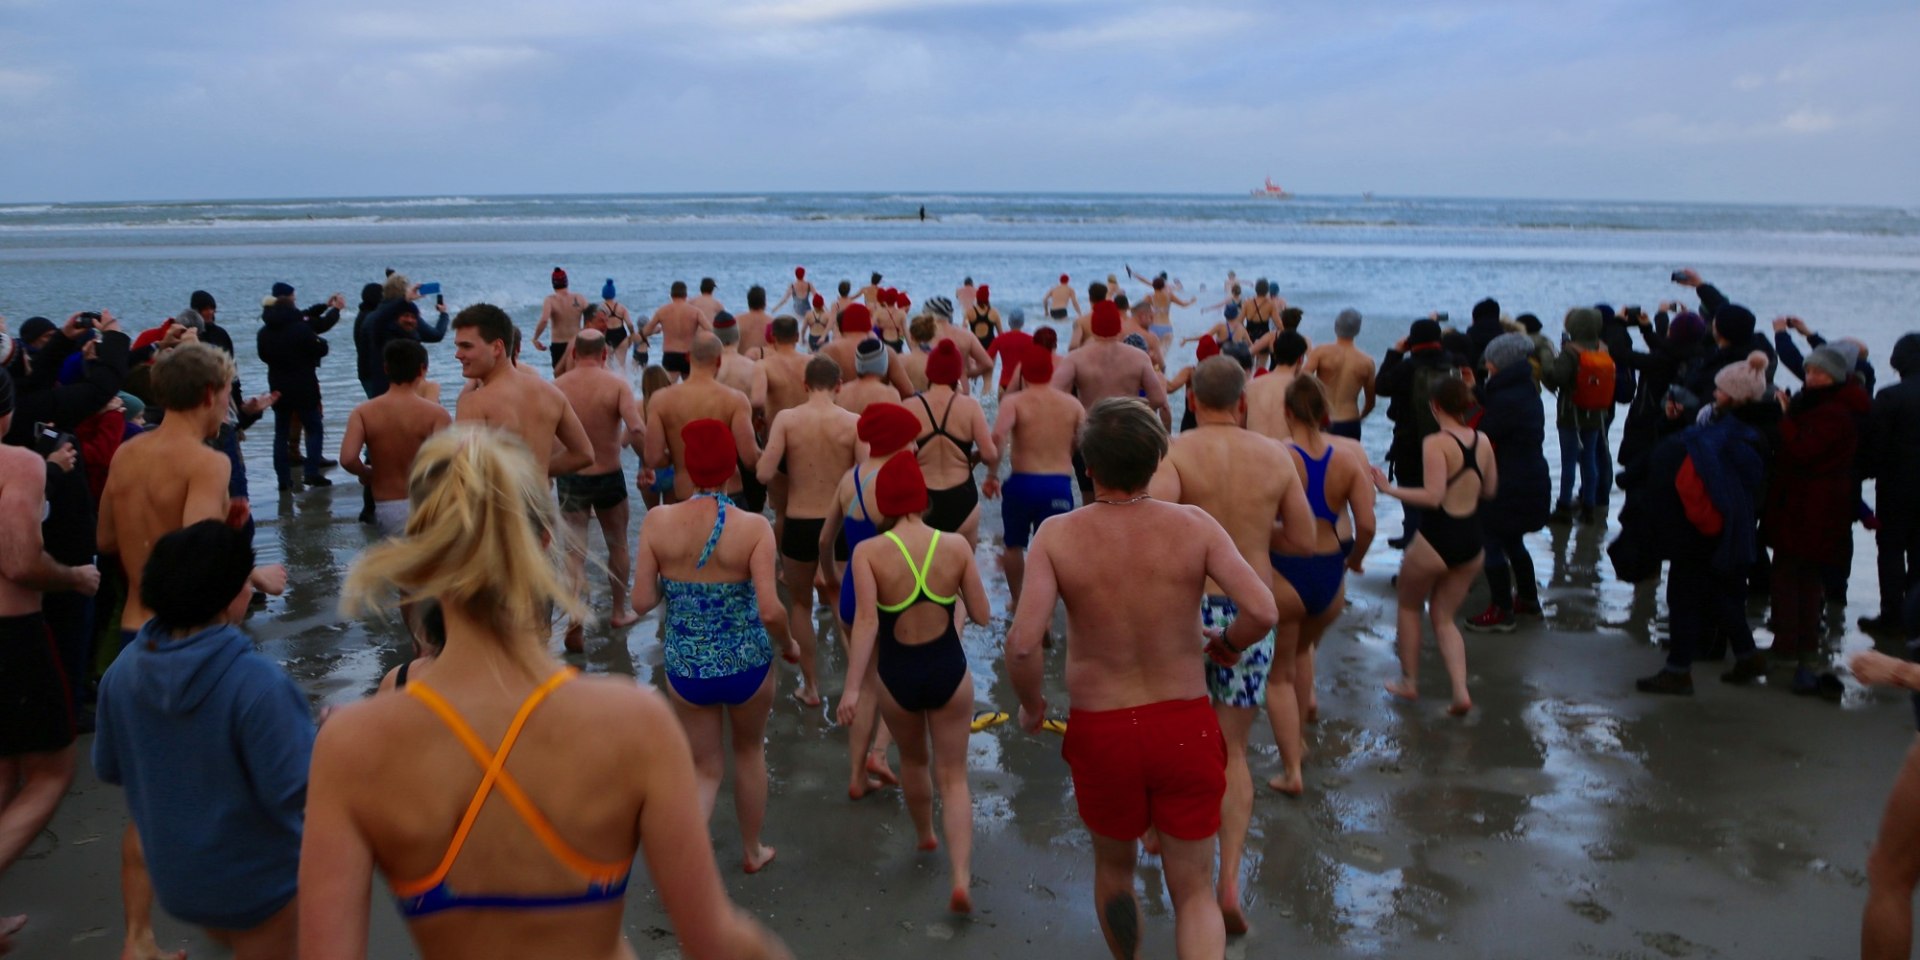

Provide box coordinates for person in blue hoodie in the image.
[93,520,314,958]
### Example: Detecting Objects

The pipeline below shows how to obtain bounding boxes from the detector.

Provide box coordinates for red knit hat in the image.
[1022,342,1054,384]
[857,402,921,456]
[1091,301,1123,338]
[681,419,736,489]
[875,453,929,518]
[552,267,568,289]
[975,285,989,304]
[840,303,873,333]
[926,340,963,386]
[1196,337,1220,361]
[879,288,897,308]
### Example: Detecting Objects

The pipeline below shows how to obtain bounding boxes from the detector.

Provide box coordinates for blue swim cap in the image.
[602,279,616,300]
[1224,303,1241,321]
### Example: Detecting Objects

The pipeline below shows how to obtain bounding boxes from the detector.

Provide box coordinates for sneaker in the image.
[1719,653,1768,685]
[1465,604,1517,633]
[1636,670,1694,695]
[1789,666,1820,696]
[303,475,333,488]
[1513,597,1543,617]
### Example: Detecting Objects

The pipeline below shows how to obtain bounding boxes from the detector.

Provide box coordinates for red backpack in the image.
[1572,347,1616,411]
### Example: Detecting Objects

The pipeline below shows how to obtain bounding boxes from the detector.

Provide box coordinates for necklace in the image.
[1093,494,1152,506]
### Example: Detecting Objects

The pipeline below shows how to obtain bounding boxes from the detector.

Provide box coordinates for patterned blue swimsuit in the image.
[662,494,772,707]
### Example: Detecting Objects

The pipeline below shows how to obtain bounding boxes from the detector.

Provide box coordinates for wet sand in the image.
[2,432,1911,959]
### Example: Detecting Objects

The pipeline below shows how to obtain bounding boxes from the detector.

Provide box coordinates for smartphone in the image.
[32,422,72,457]
[1435,312,1449,324]
[417,282,442,297]
[435,293,445,309]
[1625,305,1643,320]
[1670,270,1690,283]
[76,311,101,328]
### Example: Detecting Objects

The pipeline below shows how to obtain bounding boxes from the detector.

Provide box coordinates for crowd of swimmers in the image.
[1,261,1919,959]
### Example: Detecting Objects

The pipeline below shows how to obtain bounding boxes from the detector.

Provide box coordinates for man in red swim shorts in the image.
[1007,397,1278,959]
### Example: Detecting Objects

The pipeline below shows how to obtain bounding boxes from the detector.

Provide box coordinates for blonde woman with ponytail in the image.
[298,426,788,960]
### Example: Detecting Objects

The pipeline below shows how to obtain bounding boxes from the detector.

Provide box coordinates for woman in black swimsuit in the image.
[836,453,991,914]
[1370,377,1497,716]
[911,341,999,547]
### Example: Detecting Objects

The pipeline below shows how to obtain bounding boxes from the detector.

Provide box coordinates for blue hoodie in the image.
[93,623,315,930]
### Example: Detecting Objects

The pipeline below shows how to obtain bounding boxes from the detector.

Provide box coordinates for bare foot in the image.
[1141,828,1162,857]
[1267,772,1304,797]
[743,844,777,874]
[917,835,940,852]
[0,916,24,957]
[1304,701,1320,724]
[1448,699,1473,717]
[847,776,884,801]
[1220,894,1250,936]
[792,684,823,708]
[121,932,187,960]
[563,623,586,654]
[949,887,974,914]
[1384,678,1418,702]
[609,608,640,629]
[865,751,899,786]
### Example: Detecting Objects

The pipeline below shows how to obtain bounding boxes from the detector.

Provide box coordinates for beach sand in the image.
[1,448,1909,959]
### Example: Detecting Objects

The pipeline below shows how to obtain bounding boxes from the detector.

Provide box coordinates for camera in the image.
[32,421,74,457]
[1625,305,1643,320]
[76,312,101,328]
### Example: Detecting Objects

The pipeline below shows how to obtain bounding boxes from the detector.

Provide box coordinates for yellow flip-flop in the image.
[1040,718,1069,736]
[970,710,1010,732]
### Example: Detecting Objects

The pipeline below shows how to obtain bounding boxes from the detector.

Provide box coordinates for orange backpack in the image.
[1572,347,1616,411]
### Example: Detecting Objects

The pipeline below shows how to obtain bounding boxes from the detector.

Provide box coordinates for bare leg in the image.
[959,505,982,553]
[1214,706,1254,935]
[598,502,639,627]
[728,671,778,873]
[1865,735,1920,958]
[842,641,890,799]
[1003,547,1027,611]
[928,676,977,912]
[1262,582,1307,795]
[781,556,822,706]
[0,748,73,872]
[879,696,936,849]
[1431,558,1482,715]
[1091,834,1144,960]
[667,691,725,823]
[561,509,592,652]
[1387,540,1443,701]
[205,898,296,960]
[121,825,186,960]
[1294,590,1345,726]
[1160,831,1228,960]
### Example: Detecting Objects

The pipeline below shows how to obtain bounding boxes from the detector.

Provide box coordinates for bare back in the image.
[1053,341,1164,410]
[737,311,772,354]
[456,372,575,472]
[651,301,705,354]
[837,378,899,416]
[1150,426,1294,592]
[0,447,50,616]
[767,400,858,519]
[997,385,1084,476]
[755,349,811,422]
[1243,369,1297,439]
[543,292,587,343]
[651,380,754,500]
[1306,342,1376,422]
[1279,433,1368,555]
[98,428,231,629]
[354,392,452,500]
[554,366,639,476]
[716,353,756,397]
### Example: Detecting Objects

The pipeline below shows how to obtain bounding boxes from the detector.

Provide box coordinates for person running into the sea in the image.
[1067,280,1110,349]
[452,305,593,479]
[1137,274,1194,341]
[597,280,633,362]
[638,366,677,508]
[921,296,995,383]
[1054,302,1170,498]
[756,357,859,708]
[95,521,313,960]
[803,294,830,352]
[966,285,1001,357]
[736,286,775,356]
[1008,397,1277,960]
[340,340,451,537]
[819,403,924,798]
[532,267,589,371]
[632,419,796,874]
[954,277,977,318]
[692,277,727,323]
[1273,376,1376,727]
[838,453,991,914]
[838,339,906,415]
[1182,301,1250,351]
[985,344,1082,614]
[1301,309,1377,440]
[645,333,760,505]
[709,315,772,515]
[771,266,814,317]
[1146,358,1313,931]
[1241,280,1278,353]
[1464,333,1552,632]
[751,316,814,528]
[0,366,100,956]
[644,281,711,380]
[100,342,287,960]
[1044,274,1081,322]
[304,426,791,960]
[1244,331,1309,438]
[1370,377,1496,715]
[818,304,914,397]
[554,330,646,652]
[911,341,998,546]
[986,308,1035,394]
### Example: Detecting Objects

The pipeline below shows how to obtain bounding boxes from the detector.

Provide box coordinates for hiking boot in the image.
[303,475,333,488]
[1513,597,1543,617]
[1719,653,1769,685]
[1636,670,1694,696]
[1465,604,1517,633]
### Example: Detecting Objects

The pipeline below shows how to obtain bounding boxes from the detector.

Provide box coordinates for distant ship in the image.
[1250,176,1293,200]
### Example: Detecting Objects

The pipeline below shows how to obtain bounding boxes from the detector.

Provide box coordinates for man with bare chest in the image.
[553,331,645,651]
[452,304,593,478]
[756,357,858,706]
[533,267,589,371]
[1302,308,1378,439]
[644,281,710,380]
[339,340,451,536]
[644,333,760,502]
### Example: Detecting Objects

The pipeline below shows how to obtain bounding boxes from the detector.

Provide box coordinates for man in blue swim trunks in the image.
[984,345,1083,615]
[1147,355,1315,934]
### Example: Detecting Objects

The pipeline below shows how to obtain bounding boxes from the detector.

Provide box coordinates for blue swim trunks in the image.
[1001,473,1075,549]
[1201,596,1273,709]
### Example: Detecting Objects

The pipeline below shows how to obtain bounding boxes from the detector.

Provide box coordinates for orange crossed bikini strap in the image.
[391,669,630,897]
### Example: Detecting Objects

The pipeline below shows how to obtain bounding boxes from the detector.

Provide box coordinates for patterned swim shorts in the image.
[1202,595,1274,709]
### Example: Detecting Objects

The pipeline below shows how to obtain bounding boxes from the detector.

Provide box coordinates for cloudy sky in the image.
[1,0,1914,204]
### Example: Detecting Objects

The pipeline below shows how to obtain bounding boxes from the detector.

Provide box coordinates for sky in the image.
[1,0,1915,205]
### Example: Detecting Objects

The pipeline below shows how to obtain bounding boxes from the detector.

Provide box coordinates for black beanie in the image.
[1892,333,1920,378]
[1714,304,1756,345]
[189,290,216,312]
[1472,298,1500,324]
[141,520,255,632]
[1408,318,1443,347]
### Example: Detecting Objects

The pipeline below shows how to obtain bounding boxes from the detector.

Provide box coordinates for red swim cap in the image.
[878,288,895,308]
[1022,342,1054,384]
[975,285,989,304]
[896,292,911,311]
[840,303,873,333]
[1060,274,1069,284]
[875,453,929,518]
[812,293,825,310]
[926,340,963,386]
[552,267,568,289]
[1196,337,1220,361]
[681,419,736,489]
[795,266,806,279]
[1091,301,1123,338]
[1034,327,1058,350]
[858,402,921,456]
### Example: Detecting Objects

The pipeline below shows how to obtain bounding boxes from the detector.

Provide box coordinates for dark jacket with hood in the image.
[1867,335,1920,534]
[1599,307,1640,405]
[6,328,129,563]
[1476,360,1551,537]
[256,300,330,410]
[93,622,314,930]
[1378,342,1457,485]
[1766,381,1871,563]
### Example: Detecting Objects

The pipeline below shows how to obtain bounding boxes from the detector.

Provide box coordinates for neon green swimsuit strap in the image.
[877,530,957,613]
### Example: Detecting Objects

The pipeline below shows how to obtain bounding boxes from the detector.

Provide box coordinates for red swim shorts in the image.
[1062,697,1225,842]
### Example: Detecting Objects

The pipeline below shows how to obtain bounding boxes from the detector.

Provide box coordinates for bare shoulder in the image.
[731,507,774,540]
[564,674,675,728]
[0,442,39,476]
